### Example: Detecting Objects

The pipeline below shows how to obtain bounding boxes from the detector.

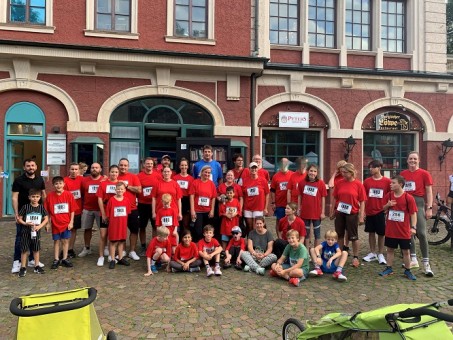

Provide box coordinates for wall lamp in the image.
[439,138,453,166]
[343,135,356,162]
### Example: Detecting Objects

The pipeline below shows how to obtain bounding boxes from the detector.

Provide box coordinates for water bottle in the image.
[31,226,37,240]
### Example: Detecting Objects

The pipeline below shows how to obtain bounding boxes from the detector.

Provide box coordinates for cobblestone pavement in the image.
[1,218,452,339]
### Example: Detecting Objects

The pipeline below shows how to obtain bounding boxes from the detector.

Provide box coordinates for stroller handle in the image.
[387,300,453,323]
[9,287,97,317]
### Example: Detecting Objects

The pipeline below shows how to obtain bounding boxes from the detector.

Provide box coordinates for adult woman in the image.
[240,217,277,275]
[152,167,182,222]
[173,158,194,231]
[287,157,308,204]
[97,165,119,266]
[329,163,366,268]
[217,170,243,210]
[189,165,217,242]
[231,153,246,185]
[400,151,434,276]
[242,162,270,233]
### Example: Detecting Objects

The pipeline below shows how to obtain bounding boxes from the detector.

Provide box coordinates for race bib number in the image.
[177,180,188,189]
[106,185,116,194]
[369,188,383,198]
[26,213,42,225]
[143,187,152,196]
[279,182,288,191]
[227,207,238,214]
[337,202,352,214]
[54,203,69,214]
[88,185,99,194]
[388,210,405,222]
[404,181,415,192]
[198,197,210,207]
[71,190,81,199]
[303,185,318,197]
[114,206,127,217]
[247,187,259,197]
[161,216,173,227]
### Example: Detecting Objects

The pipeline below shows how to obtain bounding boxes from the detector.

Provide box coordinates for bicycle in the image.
[426,193,453,246]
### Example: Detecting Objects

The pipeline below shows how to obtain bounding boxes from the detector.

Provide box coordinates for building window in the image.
[345,0,371,50]
[174,0,207,38]
[308,0,335,48]
[381,0,405,53]
[95,0,130,32]
[269,0,299,45]
[8,0,45,24]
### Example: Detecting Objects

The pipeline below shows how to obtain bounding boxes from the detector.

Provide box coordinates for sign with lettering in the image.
[375,112,410,131]
[279,112,309,128]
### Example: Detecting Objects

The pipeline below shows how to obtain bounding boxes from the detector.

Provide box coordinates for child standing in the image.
[17,189,49,277]
[105,182,131,269]
[145,226,172,275]
[169,229,202,272]
[219,186,241,249]
[379,175,418,280]
[156,193,179,255]
[223,226,246,270]
[45,176,76,270]
[198,224,223,277]
[308,229,348,282]
[270,230,309,287]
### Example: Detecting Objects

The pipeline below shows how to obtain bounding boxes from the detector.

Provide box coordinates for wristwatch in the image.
[427,206,432,209]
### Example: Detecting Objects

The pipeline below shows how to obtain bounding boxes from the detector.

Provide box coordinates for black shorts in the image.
[385,237,411,250]
[127,209,140,234]
[73,214,82,230]
[448,191,453,199]
[100,219,109,229]
[334,212,359,241]
[181,196,190,214]
[364,211,385,236]
[138,203,155,230]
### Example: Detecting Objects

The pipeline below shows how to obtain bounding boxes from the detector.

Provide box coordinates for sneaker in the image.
[243,265,251,272]
[404,269,417,281]
[220,250,226,259]
[423,262,434,277]
[151,265,158,273]
[352,257,360,268]
[18,267,26,278]
[377,254,387,265]
[410,259,419,269]
[289,277,300,287]
[332,271,347,282]
[171,268,177,273]
[206,266,214,277]
[28,260,45,268]
[11,260,20,274]
[61,259,73,268]
[108,256,118,264]
[156,262,163,269]
[68,249,76,259]
[51,259,60,270]
[103,247,109,256]
[379,266,394,277]
[78,247,92,257]
[97,257,105,267]
[128,251,140,261]
[34,266,45,274]
[255,267,265,275]
[269,269,279,277]
[139,247,147,257]
[214,266,222,276]
[309,268,323,277]
[223,263,232,269]
[189,266,201,272]
[117,258,130,266]
[122,250,127,257]
[109,260,115,269]
[362,252,377,262]
[234,264,242,270]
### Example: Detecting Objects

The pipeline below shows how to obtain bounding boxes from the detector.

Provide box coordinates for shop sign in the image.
[375,112,410,131]
[278,112,309,128]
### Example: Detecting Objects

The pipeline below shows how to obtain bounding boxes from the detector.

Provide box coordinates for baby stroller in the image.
[10,287,117,340]
[282,299,453,339]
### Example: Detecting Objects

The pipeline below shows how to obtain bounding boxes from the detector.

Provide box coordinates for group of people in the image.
[11,146,435,284]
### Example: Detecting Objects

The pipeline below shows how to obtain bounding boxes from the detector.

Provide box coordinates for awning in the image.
[231,140,248,148]
[70,137,104,144]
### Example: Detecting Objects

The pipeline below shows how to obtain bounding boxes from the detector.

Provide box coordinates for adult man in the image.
[117,158,142,260]
[270,158,293,224]
[156,154,175,175]
[79,163,104,257]
[241,154,270,182]
[63,162,84,258]
[192,145,223,187]
[137,157,160,254]
[11,159,46,273]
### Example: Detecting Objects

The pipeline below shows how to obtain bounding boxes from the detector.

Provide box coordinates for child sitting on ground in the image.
[156,193,179,255]
[198,224,223,277]
[309,229,348,282]
[223,226,246,270]
[145,226,172,275]
[169,229,202,272]
[269,230,309,287]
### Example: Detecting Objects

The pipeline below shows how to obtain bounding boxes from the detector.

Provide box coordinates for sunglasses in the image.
[231,232,240,235]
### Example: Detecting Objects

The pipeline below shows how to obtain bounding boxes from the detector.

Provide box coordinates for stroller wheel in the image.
[106,331,117,340]
[282,318,305,340]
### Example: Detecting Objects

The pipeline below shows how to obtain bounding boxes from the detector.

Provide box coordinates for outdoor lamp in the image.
[439,138,453,166]
[343,135,356,162]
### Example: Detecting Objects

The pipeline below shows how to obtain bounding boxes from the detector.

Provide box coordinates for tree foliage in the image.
[448,0,453,54]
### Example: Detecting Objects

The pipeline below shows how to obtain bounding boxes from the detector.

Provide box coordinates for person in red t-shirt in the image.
[362,160,391,264]
[219,186,242,249]
[218,170,244,210]
[231,153,246,186]
[64,162,83,258]
[270,158,293,225]
[45,176,76,270]
[169,229,202,273]
[106,182,131,269]
[287,157,308,204]
[241,154,271,182]
[173,158,194,233]
[145,226,172,275]
[379,175,418,280]
[198,225,223,277]
[224,226,246,270]
[274,202,306,259]
[152,167,182,221]
[155,194,179,254]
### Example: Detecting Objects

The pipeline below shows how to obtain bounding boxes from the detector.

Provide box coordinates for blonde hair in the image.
[162,193,172,204]
[286,229,300,239]
[156,226,170,237]
[341,163,357,178]
[336,160,347,169]
[325,229,338,240]
[287,202,298,212]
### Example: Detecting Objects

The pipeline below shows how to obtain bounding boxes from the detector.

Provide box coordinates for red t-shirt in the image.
[217,183,243,199]
[173,242,199,262]
[226,237,246,251]
[106,196,130,241]
[189,179,217,213]
[153,179,182,213]
[118,172,141,210]
[287,172,307,203]
[96,180,118,207]
[156,206,179,246]
[270,170,293,207]
[198,238,221,254]
[173,174,194,197]
[333,179,367,214]
[63,176,83,215]
[242,176,269,211]
[298,179,328,220]
[137,171,161,204]
[219,198,242,236]
[384,192,418,239]
[278,216,306,241]
[232,168,246,186]
[45,191,76,234]
[146,236,172,258]
[400,168,433,198]
[363,176,392,216]
[81,176,103,211]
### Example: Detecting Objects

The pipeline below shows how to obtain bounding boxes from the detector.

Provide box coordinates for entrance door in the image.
[145,128,180,165]
[5,141,24,215]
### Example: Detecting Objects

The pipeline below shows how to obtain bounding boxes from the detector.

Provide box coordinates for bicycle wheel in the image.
[282,318,305,340]
[427,216,451,245]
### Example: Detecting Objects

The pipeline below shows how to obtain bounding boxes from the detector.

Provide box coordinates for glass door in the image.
[5,141,24,215]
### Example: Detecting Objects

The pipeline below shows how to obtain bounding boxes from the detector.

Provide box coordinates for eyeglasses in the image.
[231,232,240,235]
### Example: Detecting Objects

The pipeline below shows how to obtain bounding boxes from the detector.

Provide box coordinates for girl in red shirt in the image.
[273,202,306,259]
[169,230,202,273]
[155,194,179,254]
[152,167,182,221]
[173,158,194,231]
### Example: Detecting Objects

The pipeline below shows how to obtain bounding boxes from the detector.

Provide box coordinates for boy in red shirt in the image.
[145,226,172,275]
[169,229,202,272]
[219,186,241,249]
[198,224,223,277]
[45,176,76,270]
[155,193,179,255]
[223,226,246,270]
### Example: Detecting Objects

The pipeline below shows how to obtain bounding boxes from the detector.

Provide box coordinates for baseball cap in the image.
[231,226,242,234]
[249,162,258,168]
[161,154,171,160]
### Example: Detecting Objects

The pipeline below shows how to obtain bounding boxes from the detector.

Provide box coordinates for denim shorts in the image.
[52,229,71,241]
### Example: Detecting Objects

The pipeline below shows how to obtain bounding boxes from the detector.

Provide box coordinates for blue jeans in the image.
[14,224,33,262]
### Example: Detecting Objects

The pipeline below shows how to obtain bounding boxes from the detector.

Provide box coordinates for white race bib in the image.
[404,181,415,192]
[279,182,288,191]
[161,216,173,227]
[388,210,405,222]
[177,180,188,189]
[247,187,259,197]
[54,203,69,214]
[143,187,152,197]
[106,185,116,194]
[114,206,127,217]
[71,190,81,199]
[337,202,352,214]
[88,185,99,194]
[303,185,318,197]
[369,188,383,198]
[26,213,42,225]
[226,207,238,214]
[198,197,210,207]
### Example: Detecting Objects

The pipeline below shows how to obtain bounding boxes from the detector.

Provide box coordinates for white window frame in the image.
[165,0,215,45]
[0,0,54,34]
[85,0,139,40]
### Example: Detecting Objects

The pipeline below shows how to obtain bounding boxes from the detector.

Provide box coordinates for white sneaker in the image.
[97,257,105,267]
[28,260,45,268]
[11,260,20,274]
[362,252,377,262]
[423,262,434,277]
[78,247,92,257]
[243,265,251,272]
[108,256,118,264]
[214,266,222,276]
[103,247,109,256]
[122,250,127,257]
[206,266,214,277]
[377,254,387,265]
[128,251,140,261]
[255,267,265,275]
